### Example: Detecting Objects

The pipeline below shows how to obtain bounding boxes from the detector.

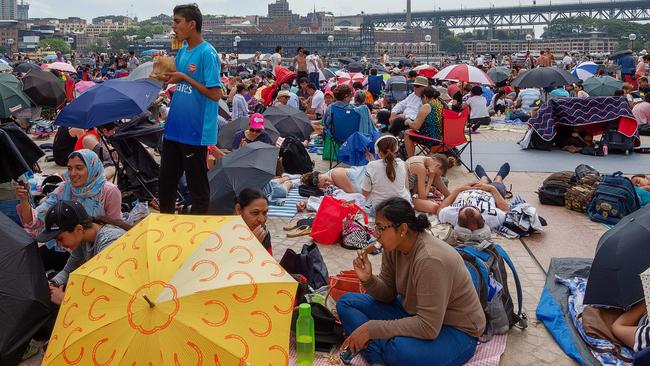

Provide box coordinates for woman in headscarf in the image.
[14,149,122,270]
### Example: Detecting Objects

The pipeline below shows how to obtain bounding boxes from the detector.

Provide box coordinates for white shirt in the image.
[562,55,573,66]
[288,92,300,109]
[231,94,249,120]
[393,93,422,120]
[127,56,139,71]
[438,189,506,229]
[271,53,282,69]
[311,90,325,112]
[466,95,489,119]
[306,54,320,73]
[361,158,411,210]
[476,56,485,67]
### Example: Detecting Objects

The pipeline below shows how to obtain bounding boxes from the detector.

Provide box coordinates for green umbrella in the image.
[0,74,31,117]
[487,66,511,84]
[583,76,623,97]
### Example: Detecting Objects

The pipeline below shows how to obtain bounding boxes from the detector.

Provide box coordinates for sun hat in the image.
[249,113,265,129]
[277,90,290,99]
[413,76,429,87]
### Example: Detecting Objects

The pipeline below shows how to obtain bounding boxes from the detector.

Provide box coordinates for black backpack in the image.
[538,171,576,206]
[291,302,345,352]
[280,136,314,174]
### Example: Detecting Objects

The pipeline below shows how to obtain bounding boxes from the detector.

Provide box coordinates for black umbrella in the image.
[609,49,633,60]
[13,62,41,74]
[21,69,66,107]
[217,116,280,150]
[0,129,30,184]
[511,67,581,89]
[1,122,45,169]
[264,105,314,140]
[0,213,52,365]
[347,62,363,73]
[584,205,650,310]
[208,142,279,214]
[338,57,355,65]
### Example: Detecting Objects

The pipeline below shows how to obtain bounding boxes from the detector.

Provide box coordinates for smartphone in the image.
[339,347,360,365]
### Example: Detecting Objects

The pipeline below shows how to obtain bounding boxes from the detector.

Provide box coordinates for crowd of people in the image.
[4,2,650,365]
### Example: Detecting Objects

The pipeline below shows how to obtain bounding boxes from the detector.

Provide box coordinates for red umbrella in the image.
[434,64,494,86]
[336,71,364,86]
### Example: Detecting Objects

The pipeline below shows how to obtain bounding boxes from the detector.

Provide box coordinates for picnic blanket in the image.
[288,334,508,366]
[268,187,303,218]
[528,97,637,141]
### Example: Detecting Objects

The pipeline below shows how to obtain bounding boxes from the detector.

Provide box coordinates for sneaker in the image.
[474,165,491,183]
[496,162,511,180]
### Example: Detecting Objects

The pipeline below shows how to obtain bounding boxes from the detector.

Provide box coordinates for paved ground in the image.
[22,128,649,365]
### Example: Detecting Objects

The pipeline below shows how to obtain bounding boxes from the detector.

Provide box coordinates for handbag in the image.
[279,243,329,289]
[341,212,371,250]
[310,196,366,245]
[298,184,324,198]
[327,270,365,302]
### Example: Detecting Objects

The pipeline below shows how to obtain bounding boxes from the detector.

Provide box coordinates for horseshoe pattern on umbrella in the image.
[91,338,115,366]
[232,224,254,241]
[191,260,219,282]
[268,345,289,365]
[273,290,295,314]
[82,266,108,296]
[133,229,163,250]
[105,242,126,260]
[156,245,182,262]
[127,281,179,335]
[224,334,249,366]
[201,300,229,327]
[203,216,225,224]
[115,258,138,280]
[227,271,258,303]
[172,222,196,233]
[191,231,222,251]
[229,246,253,264]
[62,303,79,328]
[88,295,110,321]
[43,335,58,362]
[261,260,286,277]
[62,327,84,365]
[173,341,203,366]
[155,215,178,222]
[248,310,272,337]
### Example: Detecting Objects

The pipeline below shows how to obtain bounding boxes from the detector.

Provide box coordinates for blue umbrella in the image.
[337,131,380,166]
[55,79,162,128]
[480,86,494,105]
[571,62,599,80]
[140,49,161,57]
[43,54,57,62]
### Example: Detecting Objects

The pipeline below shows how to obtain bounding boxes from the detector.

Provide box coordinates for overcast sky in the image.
[29,0,587,21]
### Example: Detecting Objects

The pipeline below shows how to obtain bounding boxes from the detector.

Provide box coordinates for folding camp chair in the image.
[386,81,409,107]
[325,104,361,169]
[405,108,473,172]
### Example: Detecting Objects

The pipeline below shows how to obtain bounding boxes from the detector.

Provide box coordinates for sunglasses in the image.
[249,128,263,133]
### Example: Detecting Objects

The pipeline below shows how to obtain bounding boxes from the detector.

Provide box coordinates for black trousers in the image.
[389,116,408,136]
[159,139,209,214]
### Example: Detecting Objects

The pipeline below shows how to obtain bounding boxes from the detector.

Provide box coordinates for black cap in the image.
[36,200,90,242]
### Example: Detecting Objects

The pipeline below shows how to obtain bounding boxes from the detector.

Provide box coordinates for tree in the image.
[439,35,465,54]
[106,30,130,50]
[38,38,71,54]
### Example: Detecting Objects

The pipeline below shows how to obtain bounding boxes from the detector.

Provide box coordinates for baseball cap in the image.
[36,200,91,242]
[529,99,542,110]
[249,113,265,129]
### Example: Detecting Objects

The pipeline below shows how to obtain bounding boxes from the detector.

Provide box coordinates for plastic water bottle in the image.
[505,108,511,121]
[296,303,315,365]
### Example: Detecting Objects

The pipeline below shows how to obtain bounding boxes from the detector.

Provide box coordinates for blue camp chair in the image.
[325,104,361,169]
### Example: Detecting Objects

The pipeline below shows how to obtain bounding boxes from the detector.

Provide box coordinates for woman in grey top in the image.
[35,200,131,304]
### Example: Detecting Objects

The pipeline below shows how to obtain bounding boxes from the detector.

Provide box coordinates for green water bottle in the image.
[296,303,315,365]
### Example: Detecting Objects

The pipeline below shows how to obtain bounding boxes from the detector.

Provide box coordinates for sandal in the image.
[286,225,312,238]
[283,216,314,231]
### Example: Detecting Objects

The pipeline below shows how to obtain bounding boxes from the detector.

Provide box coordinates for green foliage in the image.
[38,38,71,53]
[543,17,650,51]
[439,35,465,54]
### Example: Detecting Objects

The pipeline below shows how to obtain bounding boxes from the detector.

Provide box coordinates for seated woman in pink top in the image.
[14,149,122,269]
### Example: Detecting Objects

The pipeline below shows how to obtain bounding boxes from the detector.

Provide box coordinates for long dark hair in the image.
[376,197,431,232]
[376,136,398,182]
[77,216,133,231]
[234,188,268,209]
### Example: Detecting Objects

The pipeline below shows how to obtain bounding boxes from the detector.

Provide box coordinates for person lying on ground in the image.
[438,163,511,240]
[234,188,273,255]
[361,134,412,215]
[301,165,367,195]
[14,149,122,270]
[406,154,450,214]
[337,197,486,366]
[631,174,650,206]
[403,86,444,158]
[231,113,273,151]
[612,301,649,354]
[560,129,594,154]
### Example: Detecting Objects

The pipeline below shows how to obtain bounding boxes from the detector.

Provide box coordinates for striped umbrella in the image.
[336,71,364,86]
[571,62,599,80]
[433,64,494,86]
[413,64,439,78]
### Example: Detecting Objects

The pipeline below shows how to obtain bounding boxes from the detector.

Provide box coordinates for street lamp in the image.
[629,33,637,52]
[425,34,431,65]
[234,35,241,59]
[525,34,532,52]
[327,35,334,59]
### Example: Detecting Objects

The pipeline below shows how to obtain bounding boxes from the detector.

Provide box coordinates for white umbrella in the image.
[433,64,494,86]
[127,61,154,80]
[47,62,76,73]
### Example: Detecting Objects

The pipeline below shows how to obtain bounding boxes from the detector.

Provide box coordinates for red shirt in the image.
[74,129,100,151]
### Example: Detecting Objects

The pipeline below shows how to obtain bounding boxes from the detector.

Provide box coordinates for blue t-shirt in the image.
[165,41,222,146]
[636,187,650,207]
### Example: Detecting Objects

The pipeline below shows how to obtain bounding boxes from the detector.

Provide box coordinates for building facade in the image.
[0,0,16,20]
[463,36,618,56]
[85,19,130,37]
[0,20,19,51]
[16,0,26,20]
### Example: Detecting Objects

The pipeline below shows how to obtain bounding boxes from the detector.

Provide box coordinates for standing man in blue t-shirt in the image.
[160,4,222,214]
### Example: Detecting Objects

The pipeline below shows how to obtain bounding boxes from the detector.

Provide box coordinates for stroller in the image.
[260,66,297,107]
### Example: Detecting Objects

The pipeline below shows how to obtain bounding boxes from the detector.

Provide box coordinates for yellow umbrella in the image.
[43,214,297,366]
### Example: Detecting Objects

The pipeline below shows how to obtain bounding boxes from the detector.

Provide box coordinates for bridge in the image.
[335,0,650,30]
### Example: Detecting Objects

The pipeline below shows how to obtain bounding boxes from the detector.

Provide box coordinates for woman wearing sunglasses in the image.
[337,197,486,366]
[231,113,273,150]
